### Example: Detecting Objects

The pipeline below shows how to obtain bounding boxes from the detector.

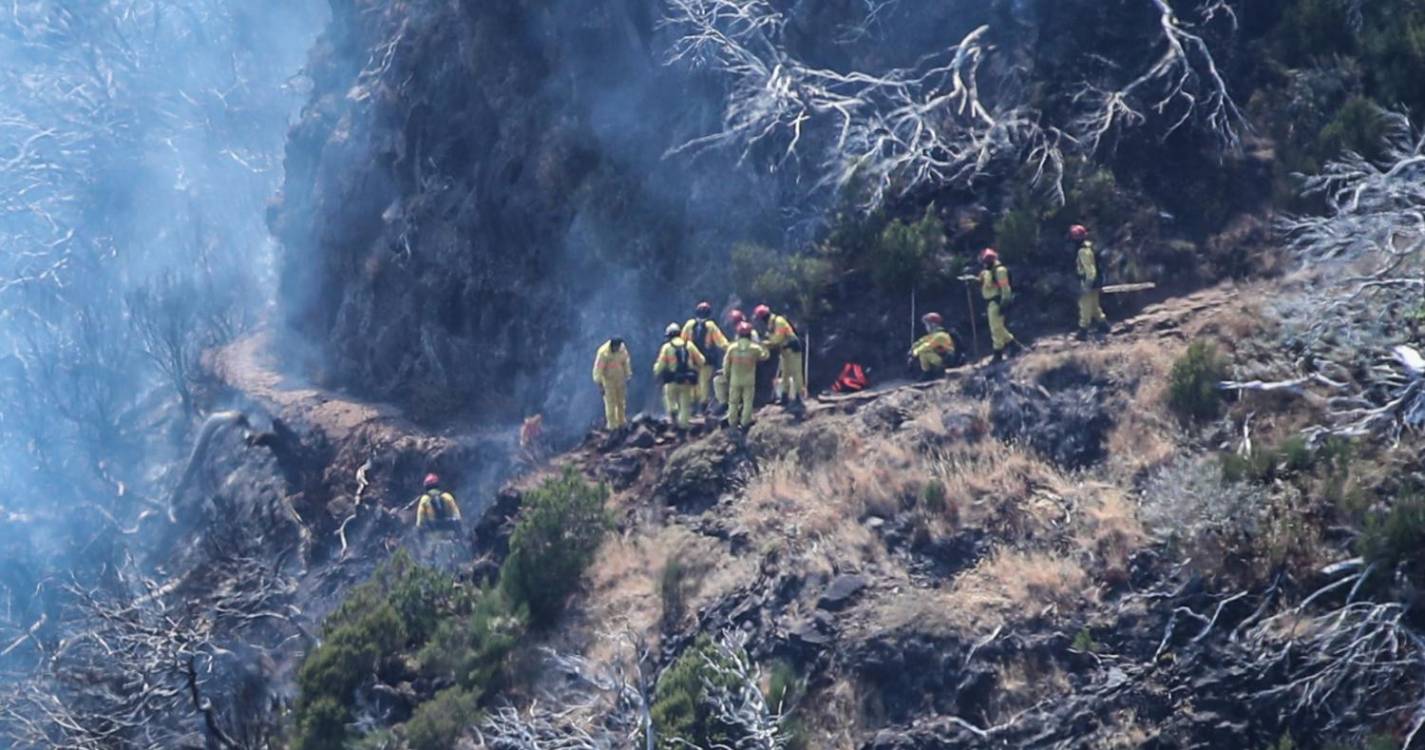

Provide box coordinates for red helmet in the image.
[423,473,440,489]
[921,312,943,327]
[728,309,745,325]
[736,321,754,337]
[1068,224,1089,241]
[979,247,999,264]
[696,301,712,316]
[753,304,772,321]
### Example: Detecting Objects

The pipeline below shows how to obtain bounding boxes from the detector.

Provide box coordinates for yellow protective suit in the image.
[653,338,705,430]
[911,328,956,372]
[764,313,805,401]
[1076,241,1108,332]
[682,317,729,407]
[416,490,462,528]
[980,263,1018,353]
[591,340,632,430]
[724,337,770,428]
[713,329,757,405]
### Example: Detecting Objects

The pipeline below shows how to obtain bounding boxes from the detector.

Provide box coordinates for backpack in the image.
[693,319,722,368]
[832,362,869,393]
[673,342,699,384]
[427,490,450,520]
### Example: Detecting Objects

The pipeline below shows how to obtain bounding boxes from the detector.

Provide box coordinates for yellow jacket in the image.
[724,338,770,388]
[980,264,1013,302]
[681,318,729,359]
[416,490,462,527]
[912,328,955,358]
[592,340,632,387]
[654,338,705,381]
[764,314,799,349]
[1076,242,1099,290]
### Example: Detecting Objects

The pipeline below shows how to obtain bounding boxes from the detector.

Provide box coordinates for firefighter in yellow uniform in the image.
[713,309,753,408]
[1070,224,1108,339]
[415,473,462,530]
[978,248,1020,362]
[682,301,729,414]
[653,322,705,431]
[910,312,956,379]
[591,337,632,430]
[723,321,770,429]
[754,304,805,406]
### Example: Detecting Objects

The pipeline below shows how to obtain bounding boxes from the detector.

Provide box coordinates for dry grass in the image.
[951,550,1098,620]
[1072,485,1149,586]
[927,441,1074,542]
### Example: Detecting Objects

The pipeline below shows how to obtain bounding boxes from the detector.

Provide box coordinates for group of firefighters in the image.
[592,223,1112,435]
[416,225,1110,530]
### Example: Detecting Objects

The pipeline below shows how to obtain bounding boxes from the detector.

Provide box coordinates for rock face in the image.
[270,0,785,433]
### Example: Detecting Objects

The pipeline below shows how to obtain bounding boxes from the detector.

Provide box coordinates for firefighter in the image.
[591,337,632,430]
[723,321,770,429]
[682,301,729,413]
[653,322,705,432]
[713,309,753,408]
[909,312,957,379]
[754,304,805,407]
[415,473,462,530]
[1070,224,1109,340]
[979,248,1020,363]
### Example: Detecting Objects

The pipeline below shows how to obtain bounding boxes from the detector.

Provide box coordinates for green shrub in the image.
[1357,495,1425,576]
[1316,96,1390,163]
[1167,342,1228,422]
[292,552,463,750]
[994,209,1040,264]
[871,205,943,292]
[650,636,740,749]
[417,587,526,693]
[660,556,693,626]
[1278,436,1313,474]
[920,479,948,514]
[766,660,808,750]
[349,729,398,750]
[500,467,612,626]
[1071,627,1100,654]
[405,687,479,750]
[730,242,833,322]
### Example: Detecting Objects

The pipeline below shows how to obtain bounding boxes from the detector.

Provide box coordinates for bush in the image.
[871,205,943,292]
[660,556,693,627]
[1167,342,1228,421]
[500,467,612,626]
[730,242,833,322]
[417,587,526,693]
[405,687,479,750]
[993,209,1040,265]
[291,552,463,750]
[766,660,808,750]
[920,479,948,514]
[1357,494,1425,577]
[650,636,740,749]
[1071,627,1100,654]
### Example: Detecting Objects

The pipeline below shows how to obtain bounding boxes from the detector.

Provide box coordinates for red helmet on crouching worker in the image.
[753,304,772,321]
[979,247,999,265]
[423,473,440,489]
[1068,224,1089,241]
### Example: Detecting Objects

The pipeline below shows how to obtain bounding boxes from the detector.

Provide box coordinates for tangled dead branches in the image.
[1222,111,1425,444]
[661,0,1064,209]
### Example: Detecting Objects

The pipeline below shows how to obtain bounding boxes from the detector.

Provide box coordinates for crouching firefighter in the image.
[723,321,770,430]
[909,312,959,380]
[415,473,462,531]
[654,322,705,432]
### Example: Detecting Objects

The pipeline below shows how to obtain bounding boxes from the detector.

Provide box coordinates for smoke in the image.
[0,0,325,668]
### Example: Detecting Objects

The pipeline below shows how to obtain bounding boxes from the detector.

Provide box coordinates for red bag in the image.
[832,363,869,393]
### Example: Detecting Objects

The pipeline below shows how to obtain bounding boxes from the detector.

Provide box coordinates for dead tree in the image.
[1072,0,1246,153]
[660,1,1064,210]
[1222,111,1425,444]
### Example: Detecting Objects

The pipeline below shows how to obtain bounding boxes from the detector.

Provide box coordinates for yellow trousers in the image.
[1078,290,1107,330]
[713,370,729,405]
[601,383,627,430]
[917,351,945,372]
[988,300,1016,352]
[696,364,716,406]
[663,382,696,429]
[775,349,806,400]
[727,383,756,427]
